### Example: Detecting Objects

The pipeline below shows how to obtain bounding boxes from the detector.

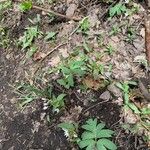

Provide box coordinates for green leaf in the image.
[96,123,106,131]
[127,103,140,114]
[44,32,56,41]
[97,129,114,138]
[67,74,74,87]
[97,143,107,150]
[58,122,75,130]
[79,139,95,149]
[19,1,32,12]
[57,94,66,101]
[81,131,95,140]
[97,139,117,150]
[57,79,66,86]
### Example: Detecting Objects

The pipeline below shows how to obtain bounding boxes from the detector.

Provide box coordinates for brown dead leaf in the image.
[33,52,46,61]
[82,76,100,90]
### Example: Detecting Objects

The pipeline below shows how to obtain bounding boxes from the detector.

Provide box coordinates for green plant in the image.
[19,0,32,12]
[78,118,117,150]
[125,27,136,43]
[105,44,115,55]
[109,3,127,17]
[26,45,38,58]
[78,17,90,34]
[18,26,40,50]
[58,122,78,142]
[116,81,141,114]
[48,94,66,112]
[109,25,121,36]
[57,59,87,89]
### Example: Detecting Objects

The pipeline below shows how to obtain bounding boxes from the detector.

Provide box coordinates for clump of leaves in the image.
[78,118,117,150]
[109,3,127,17]
[18,26,40,50]
[57,59,87,89]
[105,44,115,55]
[48,94,66,112]
[58,122,78,142]
[19,1,32,12]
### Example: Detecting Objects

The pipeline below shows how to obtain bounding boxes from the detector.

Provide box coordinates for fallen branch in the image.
[13,0,81,21]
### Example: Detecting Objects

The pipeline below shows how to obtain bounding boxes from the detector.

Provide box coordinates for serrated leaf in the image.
[79,139,95,149]
[67,74,74,87]
[97,139,117,150]
[82,124,95,132]
[97,142,107,150]
[86,118,97,129]
[96,123,105,131]
[97,129,114,138]
[81,131,95,140]
[57,79,66,86]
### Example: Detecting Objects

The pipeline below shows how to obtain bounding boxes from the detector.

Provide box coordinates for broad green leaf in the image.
[86,142,95,150]
[116,82,124,91]
[86,118,97,129]
[97,139,117,150]
[61,66,71,74]
[79,139,95,148]
[81,131,95,140]
[97,129,114,138]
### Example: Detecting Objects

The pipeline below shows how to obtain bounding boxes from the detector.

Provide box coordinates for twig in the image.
[83,99,109,114]
[13,0,81,21]
[33,42,67,75]
[145,14,150,65]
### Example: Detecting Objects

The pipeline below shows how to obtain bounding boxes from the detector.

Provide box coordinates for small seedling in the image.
[18,26,40,50]
[26,45,38,58]
[105,44,115,55]
[109,3,127,17]
[125,27,136,43]
[78,118,117,150]
[109,25,121,36]
[48,93,66,112]
[78,17,90,34]
[19,1,32,12]
[57,59,87,89]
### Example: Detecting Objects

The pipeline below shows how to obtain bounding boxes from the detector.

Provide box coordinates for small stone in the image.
[99,91,111,100]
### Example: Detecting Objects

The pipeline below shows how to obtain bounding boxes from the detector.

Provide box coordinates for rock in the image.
[99,91,111,100]
[107,83,122,97]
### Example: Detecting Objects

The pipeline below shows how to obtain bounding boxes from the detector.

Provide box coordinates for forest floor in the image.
[0,0,150,150]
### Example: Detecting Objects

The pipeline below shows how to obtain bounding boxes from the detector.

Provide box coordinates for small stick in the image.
[145,14,150,65]
[83,99,109,114]
[13,0,81,21]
